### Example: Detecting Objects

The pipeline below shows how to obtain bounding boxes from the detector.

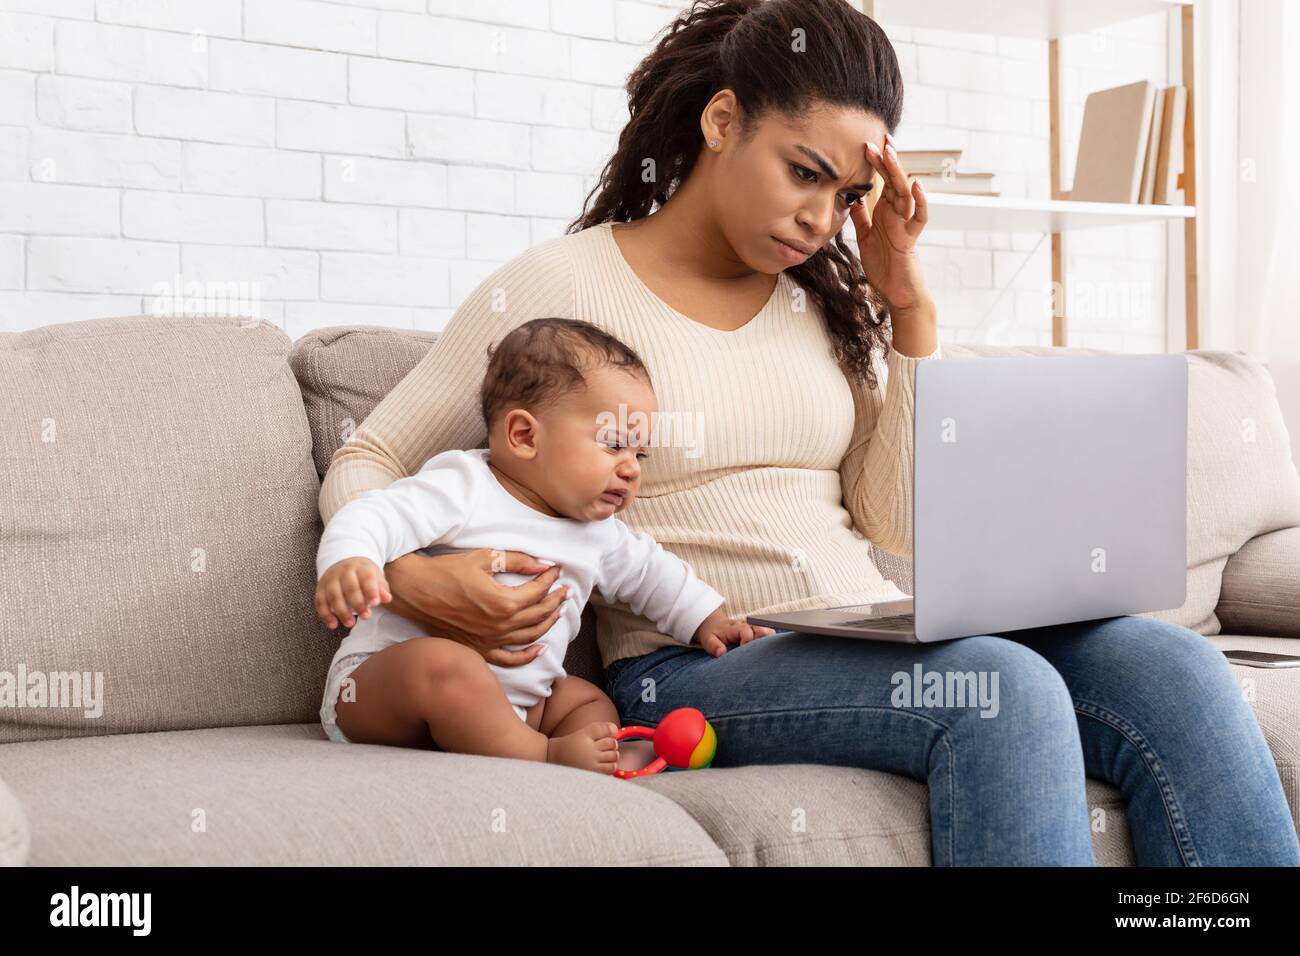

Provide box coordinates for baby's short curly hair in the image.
[479,318,652,433]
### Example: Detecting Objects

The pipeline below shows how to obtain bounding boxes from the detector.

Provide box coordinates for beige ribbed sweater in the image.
[318,221,943,668]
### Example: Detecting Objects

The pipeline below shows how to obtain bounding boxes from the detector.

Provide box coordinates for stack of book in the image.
[897,150,999,196]
[1070,79,1188,205]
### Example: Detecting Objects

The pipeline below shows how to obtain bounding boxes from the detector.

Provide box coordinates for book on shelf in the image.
[896,149,998,196]
[1152,85,1187,205]
[1138,86,1166,203]
[913,172,999,196]
[1070,79,1157,204]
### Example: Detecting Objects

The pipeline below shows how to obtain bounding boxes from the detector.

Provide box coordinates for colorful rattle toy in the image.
[613,707,716,780]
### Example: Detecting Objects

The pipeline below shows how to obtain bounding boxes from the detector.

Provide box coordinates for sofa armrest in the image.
[0,774,30,866]
[1216,527,1300,638]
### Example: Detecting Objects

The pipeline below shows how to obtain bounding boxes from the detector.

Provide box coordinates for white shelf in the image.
[922,192,1195,232]
[875,0,1190,40]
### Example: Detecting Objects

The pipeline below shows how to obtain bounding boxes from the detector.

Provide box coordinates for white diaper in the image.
[319,651,374,744]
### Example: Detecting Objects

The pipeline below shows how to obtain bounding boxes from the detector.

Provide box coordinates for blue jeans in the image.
[603,615,1300,866]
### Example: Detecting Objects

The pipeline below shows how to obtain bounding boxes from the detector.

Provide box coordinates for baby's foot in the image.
[546,721,620,774]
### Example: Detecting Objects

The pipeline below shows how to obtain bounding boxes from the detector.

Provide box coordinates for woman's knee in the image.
[1110,616,1238,693]
[947,635,1077,732]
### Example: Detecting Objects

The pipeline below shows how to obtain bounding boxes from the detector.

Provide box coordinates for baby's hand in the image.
[315,557,391,629]
[692,607,776,658]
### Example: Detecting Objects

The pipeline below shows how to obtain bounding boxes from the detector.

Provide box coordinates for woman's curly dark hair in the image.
[567,0,904,388]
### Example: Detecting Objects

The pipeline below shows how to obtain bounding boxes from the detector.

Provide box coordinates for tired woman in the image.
[317,0,1299,865]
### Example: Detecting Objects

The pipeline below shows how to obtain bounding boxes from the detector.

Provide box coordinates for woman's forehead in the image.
[764,107,883,182]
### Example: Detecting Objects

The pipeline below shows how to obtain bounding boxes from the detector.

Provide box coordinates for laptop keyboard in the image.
[838,613,916,631]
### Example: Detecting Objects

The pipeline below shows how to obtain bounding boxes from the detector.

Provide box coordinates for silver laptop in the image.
[748,353,1188,643]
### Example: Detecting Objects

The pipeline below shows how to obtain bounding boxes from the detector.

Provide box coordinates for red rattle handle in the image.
[613,725,666,779]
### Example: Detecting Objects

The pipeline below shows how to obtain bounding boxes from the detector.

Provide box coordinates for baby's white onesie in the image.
[316,448,725,722]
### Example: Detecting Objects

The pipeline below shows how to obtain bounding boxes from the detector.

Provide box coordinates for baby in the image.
[314,317,772,773]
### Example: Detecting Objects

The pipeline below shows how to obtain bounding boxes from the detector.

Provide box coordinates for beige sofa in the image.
[2,315,1299,866]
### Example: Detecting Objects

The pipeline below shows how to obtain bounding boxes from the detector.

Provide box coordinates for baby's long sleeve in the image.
[596,520,725,646]
[316,452,479,579]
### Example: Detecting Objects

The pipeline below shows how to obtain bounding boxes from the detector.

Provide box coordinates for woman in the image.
[318,0,1299,865]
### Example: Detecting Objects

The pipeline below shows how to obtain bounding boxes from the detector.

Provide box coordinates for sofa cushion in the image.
[0,316,336,743]
[290,325,441,482]
[632,765,1135,866]
[0,723,727,866]
[870,344,1300,637]
[0,720,1143,866]
[1216,527,1300,638]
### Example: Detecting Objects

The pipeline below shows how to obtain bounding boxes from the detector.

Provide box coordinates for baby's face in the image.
[532,365,657,521]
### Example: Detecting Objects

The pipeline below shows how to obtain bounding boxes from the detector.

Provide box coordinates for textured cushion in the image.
[0,776,29,866]
[3,648,1293,866]
[870,344,1300,636]
[0,316,337,743]
[633,765,1135,866]
[1217,527,1300,638]
[290,325,440,482]
[0,723,727,866]
[0,722,1142,866]
[288,325,608,686]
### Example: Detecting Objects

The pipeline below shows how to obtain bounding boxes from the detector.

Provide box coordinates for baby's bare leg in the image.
[336,636,548,761]
[534,676,621,774]
[335,637,617,773]
[536,675,620,737]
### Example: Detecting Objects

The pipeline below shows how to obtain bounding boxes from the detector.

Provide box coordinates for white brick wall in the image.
[0,0,1177,349]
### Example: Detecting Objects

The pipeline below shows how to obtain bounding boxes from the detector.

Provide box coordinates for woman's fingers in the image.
[491,549,560,575]
[910,177,928,230]
[484,644,547,667]
[865,136,906,204]
[501,589,567,633]
[500,562,563,610]
[868,131,916,222]
[881,132,916,220]
[864,137,886,171]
